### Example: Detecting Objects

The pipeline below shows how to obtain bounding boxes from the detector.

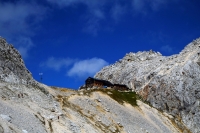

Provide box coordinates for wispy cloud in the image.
[46,0,108,35]
[0,1,46,36]
[41,57,108,79]
[111,3,126,22]
[0,0,181,46]
[67,58,108,78]
[46,0,106,19]
[132,0,145,12]
[161,45,174,53]
[82,17,101,36]
[0,1,47,59]
[132,0,179,13]
[14,37,34,59]
[45,0,179,35]
[41,57,75,71]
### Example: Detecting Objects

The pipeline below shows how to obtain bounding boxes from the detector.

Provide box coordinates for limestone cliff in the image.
[0,37,33,84]
[95,38,200,133]
[0,37,182,133]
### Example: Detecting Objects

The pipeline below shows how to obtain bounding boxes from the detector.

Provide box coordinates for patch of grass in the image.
[60,88,71,92]
[51,86,76,92]
[85,89,139,106]
[102,89,138,106]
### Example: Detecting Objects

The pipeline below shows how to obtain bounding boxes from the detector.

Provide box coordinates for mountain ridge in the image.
[0,36,195,133]
[95,38,200,133]
[0,37,33,84]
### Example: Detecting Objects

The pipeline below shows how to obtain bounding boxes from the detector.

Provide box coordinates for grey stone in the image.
[95,37,200,133]
[0,114,11,122]
[0,37,34,85]
[0,36,195,133]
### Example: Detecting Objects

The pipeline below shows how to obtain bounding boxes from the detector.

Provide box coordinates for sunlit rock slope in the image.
[95,38,200,133]
[0,37,182,133]
[0,84,181,133]
[0,37,33,84]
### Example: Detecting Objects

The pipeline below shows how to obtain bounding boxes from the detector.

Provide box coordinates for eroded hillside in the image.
[95,38,200,133]
[0,84,181,133]
[0,36,192,133]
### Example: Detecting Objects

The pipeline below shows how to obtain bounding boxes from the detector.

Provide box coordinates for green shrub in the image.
[94,89,139,106]
[107,90,137,106]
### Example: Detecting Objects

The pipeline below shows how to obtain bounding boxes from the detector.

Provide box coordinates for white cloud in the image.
[46,0,108,35]
[47,0,106,19]
[0,1,46,36]
[14,37,34,59]
[111,4,126,22]
[46,0,179,35]
[46,0,78,7]
[67,58,108,78]
[132,0,179,13]
[0,1,47,59]
[149,0,168,11]
[82,17,100,36]
[41,57,108,79]
[132,0,145,12]
[41,57,75,71]
[161,45,174,53]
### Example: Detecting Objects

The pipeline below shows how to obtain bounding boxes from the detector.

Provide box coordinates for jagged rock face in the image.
[0,36,182,133]
[0,37,33,84]
[95,38,200,133]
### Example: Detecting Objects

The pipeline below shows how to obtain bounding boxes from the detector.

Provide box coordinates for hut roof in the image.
[113,84,128,87]
[86,77,113,86]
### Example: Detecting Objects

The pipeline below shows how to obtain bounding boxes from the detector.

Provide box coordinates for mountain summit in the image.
[0,37,33,84]
[0,37,197,133]
[95,38,200,133]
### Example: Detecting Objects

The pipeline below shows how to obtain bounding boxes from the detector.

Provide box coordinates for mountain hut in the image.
[85,77,113,88]
[113,84,129,91]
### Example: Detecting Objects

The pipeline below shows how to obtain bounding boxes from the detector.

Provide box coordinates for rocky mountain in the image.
[0,38,183,133]
[95,38,200,133]
[0,37,33,84]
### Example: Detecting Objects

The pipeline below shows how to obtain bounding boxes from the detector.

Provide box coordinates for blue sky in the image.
[0,0,200,89]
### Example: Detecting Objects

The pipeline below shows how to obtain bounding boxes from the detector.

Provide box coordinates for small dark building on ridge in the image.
[84,77,130,91]
[85,77,113,88]
[113,84,129,91]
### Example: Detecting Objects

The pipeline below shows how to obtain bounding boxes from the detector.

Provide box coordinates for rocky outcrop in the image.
[0,37,33,84]
[95,38,200,133]
[0,37,181,133]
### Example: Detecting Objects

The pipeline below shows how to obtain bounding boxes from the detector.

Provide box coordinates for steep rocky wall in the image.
[95,38,200,133]
[0,36,184,133]
[0,37,33,84]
